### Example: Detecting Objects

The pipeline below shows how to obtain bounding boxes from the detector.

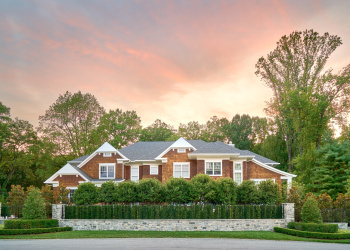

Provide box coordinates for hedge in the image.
[274,227,350,239]
[65,204,283,220]
[0,227,72,235]
[4,219,59,229]
[287,222,338,233]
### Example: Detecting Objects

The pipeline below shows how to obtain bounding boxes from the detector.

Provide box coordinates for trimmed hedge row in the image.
[65,204,283,220]
[287,222,338,233]
[4,219,59,229]
[0,227,72,235]
[274,227,350,239]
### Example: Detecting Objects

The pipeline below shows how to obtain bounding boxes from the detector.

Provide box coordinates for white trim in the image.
[205,160,222,176]
[99,163,116,179]
[173,162,190,178]
[233,162,243,184]
[155,138,196,159]
[44,163,90,184]
[131,165,139,182]
[177,148,186,153]
[251,178,275,185]
[150,164,159,175]
[251,159,297,177]
[103,152,112,157]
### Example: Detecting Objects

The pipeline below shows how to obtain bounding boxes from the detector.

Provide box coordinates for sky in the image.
[0,0,350,128]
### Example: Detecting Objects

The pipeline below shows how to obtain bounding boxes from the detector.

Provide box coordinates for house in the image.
[44,137,296,197]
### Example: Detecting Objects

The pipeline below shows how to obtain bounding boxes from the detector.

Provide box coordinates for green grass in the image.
[0,230,349,243]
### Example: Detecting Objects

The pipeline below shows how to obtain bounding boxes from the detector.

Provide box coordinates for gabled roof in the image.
[241,150,279,165]
[44,163,90,184]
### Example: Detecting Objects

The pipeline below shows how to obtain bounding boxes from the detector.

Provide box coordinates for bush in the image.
[301,196,323,223]
[189,174,215,204]
[4,219,59,229]
[115,181,138,203]
[164,177,191,204]
[100,181,117,204]
[287,222,338,233]
[274,227,350,239]
[257,179,282,204]
[0,227,72,235]
[137,178,164,203]
[213,178,237,204]
[22,188,46,220]
[53,183,70,204]
[73,182,99,205]
[317,193,333,209]
[334,193,350,208]
[237,180,258,204]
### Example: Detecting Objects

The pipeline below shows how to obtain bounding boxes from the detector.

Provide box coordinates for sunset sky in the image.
[1,0,349,128]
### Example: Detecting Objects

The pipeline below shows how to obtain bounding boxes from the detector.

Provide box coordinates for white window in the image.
[205,161,222,176]
[150,165,158,175]
[251,179,275,185]
[177,148,186,153]
[173,163,190,178]
[103,152,112,157]
[234,162,242,184]
[99,164,115,179]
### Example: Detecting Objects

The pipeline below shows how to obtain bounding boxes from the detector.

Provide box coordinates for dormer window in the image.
[103,152,112,157]
[177,149,186,153]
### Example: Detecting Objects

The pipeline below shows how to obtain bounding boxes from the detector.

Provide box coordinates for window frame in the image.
[103,152,112,157]
[150,164,159,175]
[233,162,243,184]
[173,162,190,178]
[177,148,186,153]
[205,161,222,176]
[99,163,116,179]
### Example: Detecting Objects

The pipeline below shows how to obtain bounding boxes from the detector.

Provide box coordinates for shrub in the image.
[40,185,54,205]
[237,180,258,204]
[164,177,191,204]
[274,227,350,239]
[189,174,215,204]
[115,181,138,203]
[317,193,333,209]
[213,178,237,204]
[286,186,302,207]
[137,178,164,203]
[73,182,99,205]
[0,227,72,235]
[6,185,25,206]
[53,183,70,204]
[100,181,117,204]
[257,179,282,204]
[4,219,59,229]
[22,188,46,220]
[301,196,323,223]
[334,193,350,208]
[287,222,338,233]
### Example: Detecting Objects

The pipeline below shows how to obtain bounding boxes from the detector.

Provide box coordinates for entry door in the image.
[131,166,139,181]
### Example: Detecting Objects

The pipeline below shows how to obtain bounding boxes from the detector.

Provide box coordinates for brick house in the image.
[44,138,296,198]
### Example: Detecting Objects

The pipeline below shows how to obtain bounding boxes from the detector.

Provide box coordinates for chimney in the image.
[228,141,235,147]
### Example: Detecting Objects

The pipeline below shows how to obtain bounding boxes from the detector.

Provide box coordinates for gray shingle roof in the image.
[118,141,174,161]
[68,155,89,163]
[240,150,279,165]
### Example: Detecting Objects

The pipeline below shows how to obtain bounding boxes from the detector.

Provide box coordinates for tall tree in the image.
[140,119,176,141]
[224,114,253,150]
[178,121,204,140]
[255,29,350,176]
[92,109,141,149]
[201,116,229,142]
[38,91,105,156]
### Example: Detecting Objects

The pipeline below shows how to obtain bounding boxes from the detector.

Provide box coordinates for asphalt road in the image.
[0,238,348,250]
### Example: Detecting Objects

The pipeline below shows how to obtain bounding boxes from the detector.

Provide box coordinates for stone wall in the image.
[59,218,288,231]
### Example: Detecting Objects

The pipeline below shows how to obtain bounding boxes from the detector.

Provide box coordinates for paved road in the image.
[0,238,348,250]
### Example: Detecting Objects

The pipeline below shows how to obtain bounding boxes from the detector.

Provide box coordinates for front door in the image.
[131,166,139,181]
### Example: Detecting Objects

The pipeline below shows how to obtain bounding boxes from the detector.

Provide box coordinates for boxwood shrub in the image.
[4,219,59,229]
[287,222,338,233]
[274,227,350,239]
[0,227,72,235]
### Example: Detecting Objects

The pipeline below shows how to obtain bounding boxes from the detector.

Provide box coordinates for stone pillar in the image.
[282,203,294,222]
[52,204,65,220]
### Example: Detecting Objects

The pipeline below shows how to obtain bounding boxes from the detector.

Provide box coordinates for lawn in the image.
[0,230,349,243]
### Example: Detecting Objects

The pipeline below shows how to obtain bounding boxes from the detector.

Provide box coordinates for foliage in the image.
[301,197,323,223]
[287,222,338,233]
[223,114,253,150]
[237,180,258,204]
[212,178,237,204]
[164,177,191,204]
[0,227,72,235]
[334,193,350,208]
[137,178,163,203]
[4,219,58,229]
[257,179,282,204]
[317,193,333,209]
[256,29,350,178]
[6,185,26,206]
[40,185,54,206]
[72,182,99,205]
[140,119,175,141]
[100,181,117,204]
[38,91,105,156]
[189,174,215,204]
[22,188,46,219]
[114,181,138,204]
[53,183,70,204]
[274,227,350,240]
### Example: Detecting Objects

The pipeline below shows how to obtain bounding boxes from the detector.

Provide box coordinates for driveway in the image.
[0,238,348,250]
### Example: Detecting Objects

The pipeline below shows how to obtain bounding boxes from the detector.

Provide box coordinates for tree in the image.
[256,29,350,177]
[92,109,141,149]
[237,180,258,204]
[257,179,282,204]
[137,178,163,203]
[99,181,117,204]
[307,140,350,199]
[178,121,204,140]
[114,181,138,204]
[164,177,191,204]
[140,119,175,141]
[223,114,254,150]
[301,197,323,223]
[38,91,105,156]
[189,174,215,204]
[22,188,46,219]
[72,182,99,205]
[6,185,26,206]
[213,178,237,204]
[53,183,70,204]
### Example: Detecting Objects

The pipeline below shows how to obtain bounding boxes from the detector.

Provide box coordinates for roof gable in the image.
[96,142,118,152]
[44,163,90,184]
[156,137,196,159]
